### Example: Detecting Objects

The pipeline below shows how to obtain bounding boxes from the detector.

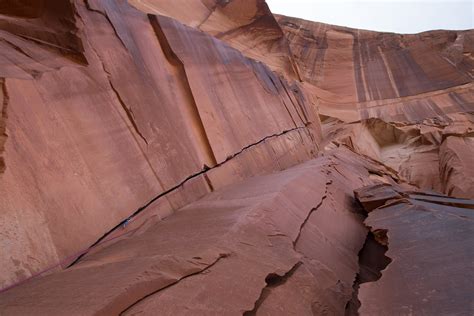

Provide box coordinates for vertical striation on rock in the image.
[439,135,474,199]
[128,0,302,79]
[0,0,321,289]
[278,15,473,101]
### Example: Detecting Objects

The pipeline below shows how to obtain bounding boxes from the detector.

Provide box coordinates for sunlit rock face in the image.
[0,1,472,315]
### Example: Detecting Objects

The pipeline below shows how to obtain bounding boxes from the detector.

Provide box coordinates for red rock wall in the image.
[277,15,474,124]
[0,0,320,288]
[0,147,398,315]
[278,15,473,102]
[129,0,302,79]
[277,15,473,198]
[0,1,472,313]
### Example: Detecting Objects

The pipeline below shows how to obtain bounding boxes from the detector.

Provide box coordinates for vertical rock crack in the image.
[0,78,9,174]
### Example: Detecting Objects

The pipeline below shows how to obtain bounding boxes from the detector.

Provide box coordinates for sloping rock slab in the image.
[355,184,474,315]
[0,148,393,315]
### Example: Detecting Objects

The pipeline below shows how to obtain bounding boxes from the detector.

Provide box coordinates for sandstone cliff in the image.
[0,1,472,315]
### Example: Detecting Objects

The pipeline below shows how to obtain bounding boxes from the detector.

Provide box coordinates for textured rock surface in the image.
[0,0,319,288]
[0,0,472,315]
[128,0,301,79]
[321,113,474,196]
[0,148,399,315]
[355,184,474,315]
[278,15,473,102]
[277,15,474,123]
[277,14,473,202]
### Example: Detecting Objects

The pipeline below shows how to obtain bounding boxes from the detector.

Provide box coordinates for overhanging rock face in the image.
[0,0,473,314]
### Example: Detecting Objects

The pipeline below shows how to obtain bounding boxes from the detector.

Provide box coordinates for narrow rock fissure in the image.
[294,178,331,246]
[68,126,308,267]
[76,3,150,147]
[108,82,149,145]
[0,78,9,174]
[83,0,129,51]
[345,230,392,315]
[242,179,331,315]
[118,253,230,315]
[294,196,326,246]
[243,261,302,316]
[74,8,174,198]
[149,14,218,166]
[196,2,219,29]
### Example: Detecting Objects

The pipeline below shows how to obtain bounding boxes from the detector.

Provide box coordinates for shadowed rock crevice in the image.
[69,125,309,267]
[0,0,45,18]
[345,231,392,315]
[353,183,473,315]
[243,261,303,316]
[108,82,149,145]
[0,78,8,174]
[83,0,129,51]
[0,0,86,64]
[293,180,330,246]
[79,2,149,147]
